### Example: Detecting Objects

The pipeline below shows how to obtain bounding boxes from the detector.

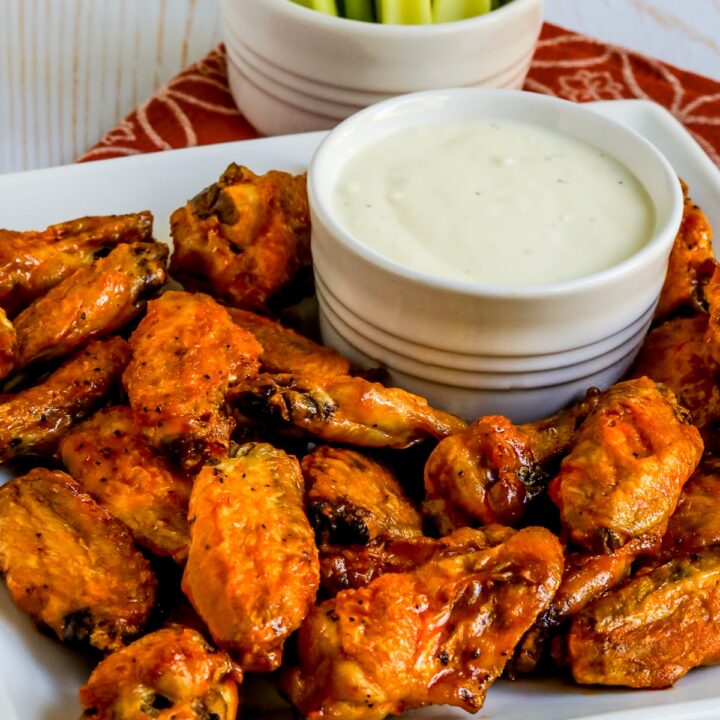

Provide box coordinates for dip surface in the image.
[333,120,655,285]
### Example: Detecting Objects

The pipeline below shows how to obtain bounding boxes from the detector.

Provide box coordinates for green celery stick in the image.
[376,0,432,24]
[291,0,339,15]
[433,0,491,22]
[344,0,376,21]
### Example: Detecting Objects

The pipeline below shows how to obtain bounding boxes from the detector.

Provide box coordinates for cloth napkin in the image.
[77,23,720,167]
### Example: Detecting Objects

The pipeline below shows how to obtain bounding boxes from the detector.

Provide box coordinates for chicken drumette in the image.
[284,526,563,720]
[549,377,703,553]
[0,468,156,652]
[170,164,311,310]
[124,291,261,470]
[60,406,192,562]
[0,211,153,316]
[79,626,242,720]
[182,443,319,671]
[302,446,422,547]
[0,307,16,380]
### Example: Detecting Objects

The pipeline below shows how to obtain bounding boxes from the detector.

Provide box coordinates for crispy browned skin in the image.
[511,534,658,675]
[320,526,516,597]
[0,468,156,652]
[182,443,319,671]
[302,446,422,547]
[0,337,131,463]
[231,373,467,449]
[655,184,715,323]
[13,242,167,368]
[79,627,242,720]
[124,291,261,470]
[0,307,16,379]
[424,391,600,531]
[661,456,720,557]
[549,378,703,554]
[0,212,153,316]
[284,526,563,720]
[59,406,192,562]
[170,164,311,310]
[227,307,350,377]
[631,315,720,430]
[567,548,720,688]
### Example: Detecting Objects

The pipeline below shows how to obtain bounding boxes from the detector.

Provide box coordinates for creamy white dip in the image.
[333,120,655,286]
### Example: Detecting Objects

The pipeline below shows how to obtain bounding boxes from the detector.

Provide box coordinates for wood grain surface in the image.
[0,0,718,173]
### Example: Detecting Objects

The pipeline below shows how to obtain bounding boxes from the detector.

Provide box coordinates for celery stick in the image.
[433,0,491,22]
[376,0,432,24]
[291,0,339,15]
[344,0,376,21]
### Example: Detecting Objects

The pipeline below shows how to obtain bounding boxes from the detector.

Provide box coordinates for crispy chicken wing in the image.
[0,212,153,316]
[284,526,563,720]
[170,164,311,310]
[228,307,350,377]
[549,378,703,554]
[0,337,131,463]
[661,456,720,557]
[0,307,16,379]
[319,525,516,597]
[182,443,319,671]
[424,390,600,531]
[0,468,156,652]
[631,315,720,431]
[79,626,242,720]
[567,548,720,688]
[60,406,192,562]
[230,373,467,449]
[13,242,167,368]
[655,184,715,323]
[302,446,422,547]
[124,291,261,470]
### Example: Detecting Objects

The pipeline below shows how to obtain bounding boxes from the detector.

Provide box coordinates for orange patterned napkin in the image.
[77,23,720,166]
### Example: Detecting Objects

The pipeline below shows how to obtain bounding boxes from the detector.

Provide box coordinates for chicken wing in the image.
[0,337,131,463]
[0,307,16,380]
[13,241,167,368]
[424,390,600,532]
[284,526,563,720]
[182,443,319,671]
[549,378,703,554]
[319,525,516,597]
[0,212,153,316]
[630,315,720,431]
[59,406,192,562]
[170,164,311,310]
[124,291,261,470]
[79,626,242,720]
[654,184,715,323]
[661,456,720,557]
[302,446,422,547]
[567,548,720,688]
[228,307,350,377]
[0,468,156,652]
[230,373,467,449]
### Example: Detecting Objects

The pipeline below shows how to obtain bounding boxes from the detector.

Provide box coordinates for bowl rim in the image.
[309,88,685,301]
[237,0,538,35]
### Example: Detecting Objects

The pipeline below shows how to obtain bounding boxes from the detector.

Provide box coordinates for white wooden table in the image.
[1,0,718,173]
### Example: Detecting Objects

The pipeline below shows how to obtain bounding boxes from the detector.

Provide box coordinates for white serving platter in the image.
[0,99,719,720]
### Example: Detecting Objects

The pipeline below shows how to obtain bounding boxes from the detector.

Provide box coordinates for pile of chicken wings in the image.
[0,167,718,720]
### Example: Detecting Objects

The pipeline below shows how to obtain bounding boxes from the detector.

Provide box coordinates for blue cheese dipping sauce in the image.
[333,120,656,286]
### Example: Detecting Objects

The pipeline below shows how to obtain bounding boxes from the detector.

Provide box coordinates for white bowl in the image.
[308,88,684,421]
[220,0,543,135]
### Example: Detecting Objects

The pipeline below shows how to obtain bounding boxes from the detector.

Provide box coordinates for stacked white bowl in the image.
[309,90,685,423]
[220,0,544,136]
